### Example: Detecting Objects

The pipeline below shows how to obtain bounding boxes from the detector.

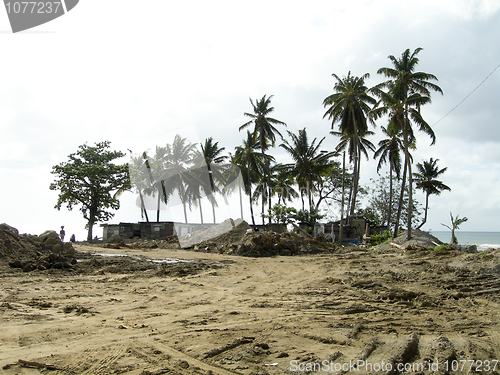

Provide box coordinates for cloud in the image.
[1,0,499,237]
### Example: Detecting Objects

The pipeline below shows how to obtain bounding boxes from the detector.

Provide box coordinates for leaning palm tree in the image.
[377,48,443,239]
[373,123,404,229]
[280,128,336,212]
[239,95,286,219]
[323,72,377,221]
[413,158,451,229]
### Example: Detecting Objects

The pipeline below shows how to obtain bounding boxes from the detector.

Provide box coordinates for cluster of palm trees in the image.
[128,47,452,240]
[129,135,239,224]
[324,47,449,240]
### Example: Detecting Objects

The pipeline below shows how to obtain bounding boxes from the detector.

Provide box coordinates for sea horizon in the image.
[427,230,500,251]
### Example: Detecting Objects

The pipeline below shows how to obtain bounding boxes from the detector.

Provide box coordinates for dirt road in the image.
[1,244,500,374]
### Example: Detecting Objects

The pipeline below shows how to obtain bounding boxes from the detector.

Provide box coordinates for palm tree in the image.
[233,131,272,226]
[332,129,375,218]
[143,146,172,222]
[200,137,228,223]
[323,72,377,220]
[128,153,151,222]
[377,48,443,239]
[271,164,299,205]
[166,135,198,223]
[239,95,286,220]
[413,158,451,229]
[373,123,404,229]
[280,128,336,212]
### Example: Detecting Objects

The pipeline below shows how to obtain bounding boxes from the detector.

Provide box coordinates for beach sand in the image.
[1,243,500,374]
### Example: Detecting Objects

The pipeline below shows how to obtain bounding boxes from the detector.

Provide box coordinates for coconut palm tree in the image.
[166,135,198,223]
[200,137,228,223]
[373,123,404,229]
[413,158,451,229]
[233,131,272,226]
[280,128,336,212]
[323,72,377,220]
[271,164,299,205]
[128,153,151,222]
[239,95,286,219]
[377,48,443,239]
[142,146,173,222]
[332,129,375,218]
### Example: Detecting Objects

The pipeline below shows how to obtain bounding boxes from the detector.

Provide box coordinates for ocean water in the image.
[428,231,500,251]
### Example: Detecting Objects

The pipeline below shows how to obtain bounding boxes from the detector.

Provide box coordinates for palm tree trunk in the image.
[387,166,393,229]
[211,200,216,224]
[239,184,244,219]
[139,191,149,222]
[246,167,256,226]
[261,191,265,225]
[403,107,413,240]
[405,145,413,239]
[417,193,429,230]
[349,140,360,221]
[199,197,204,224]
[249,188,256,226]
[394,156,408,238]
[156,189,161,222]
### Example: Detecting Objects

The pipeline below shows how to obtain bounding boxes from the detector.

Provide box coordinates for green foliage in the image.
[261,204,297,225]
[49,141,130,241]
[441,212,468,244]
[430,244,455,252]
[368,230,392,246]
[361,174,422,229]
[293,208,325,227]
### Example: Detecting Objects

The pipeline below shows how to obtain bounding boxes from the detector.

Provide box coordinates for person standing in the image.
[59,226,66,242]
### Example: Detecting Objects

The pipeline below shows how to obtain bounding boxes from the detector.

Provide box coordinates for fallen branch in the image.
[18,359,61,370]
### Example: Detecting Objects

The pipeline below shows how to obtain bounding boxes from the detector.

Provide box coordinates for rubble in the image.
[189,220,335,257]
[0,223,76,272]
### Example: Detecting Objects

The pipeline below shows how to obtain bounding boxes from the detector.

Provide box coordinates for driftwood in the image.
[390,242,407,251]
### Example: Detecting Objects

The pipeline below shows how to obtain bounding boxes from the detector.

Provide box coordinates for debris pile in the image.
[0,223,76,272]
[191,220,335,257]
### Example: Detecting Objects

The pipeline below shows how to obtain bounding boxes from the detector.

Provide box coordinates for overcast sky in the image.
[1,0,499,240]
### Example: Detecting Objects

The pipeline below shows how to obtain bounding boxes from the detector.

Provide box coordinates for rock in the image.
[39,230,60,242]
[176,360,189,369]
[22,263,35,272]
[63,243,76,256]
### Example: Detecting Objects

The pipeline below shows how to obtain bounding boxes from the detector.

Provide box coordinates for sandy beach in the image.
[1,238,500,375]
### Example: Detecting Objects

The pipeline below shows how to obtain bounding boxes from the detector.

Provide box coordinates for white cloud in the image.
[1,0,499,237]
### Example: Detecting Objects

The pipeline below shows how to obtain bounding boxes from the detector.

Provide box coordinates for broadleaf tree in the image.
[49,141,130,241]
